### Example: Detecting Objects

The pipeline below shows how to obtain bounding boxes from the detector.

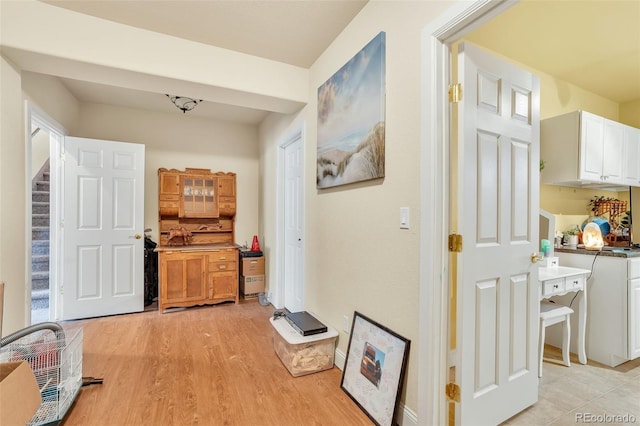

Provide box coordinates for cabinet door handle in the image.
[219,265,227,270]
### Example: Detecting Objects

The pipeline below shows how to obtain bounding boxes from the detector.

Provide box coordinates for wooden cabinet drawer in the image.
[241,257,264,276]
[543,278,564,296]
[209,261,236,272]
[159,200,179,216]
[209,249,237,262]
[219,196,236,216]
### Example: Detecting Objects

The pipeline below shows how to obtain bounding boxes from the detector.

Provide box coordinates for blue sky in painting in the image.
[317,32,385,153]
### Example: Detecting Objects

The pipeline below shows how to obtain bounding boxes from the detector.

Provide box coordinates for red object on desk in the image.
[251,235,261,251]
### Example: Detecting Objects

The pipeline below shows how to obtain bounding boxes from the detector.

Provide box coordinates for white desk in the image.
[538,266,590,364]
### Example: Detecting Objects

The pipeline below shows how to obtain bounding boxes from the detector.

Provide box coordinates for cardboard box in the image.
[240,257,264,276]
[0,361,41,425]
[240,275,265,296]
[270,316,338,377]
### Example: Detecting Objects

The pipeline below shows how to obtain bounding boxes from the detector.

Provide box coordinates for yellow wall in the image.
[620,99,640,128]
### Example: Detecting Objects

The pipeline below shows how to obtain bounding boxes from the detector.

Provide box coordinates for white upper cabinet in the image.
[601,117,624,182]
[541,110,639,189]
[623,123,640,186]
[579,111,605,182]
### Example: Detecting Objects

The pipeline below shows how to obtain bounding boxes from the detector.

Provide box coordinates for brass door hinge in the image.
[446,382,461,402]
[448,83,463,103]
[448,234,462,252]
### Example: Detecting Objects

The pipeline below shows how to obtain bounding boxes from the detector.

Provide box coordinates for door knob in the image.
[134,234,142,239]
[530,252,543,263]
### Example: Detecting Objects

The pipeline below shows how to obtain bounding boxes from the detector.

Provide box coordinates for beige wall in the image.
[0,56,27,335]
[22,72,81,133]
[259,0,450,413]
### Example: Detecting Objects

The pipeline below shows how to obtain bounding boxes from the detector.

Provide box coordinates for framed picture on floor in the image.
[340,311,410,426]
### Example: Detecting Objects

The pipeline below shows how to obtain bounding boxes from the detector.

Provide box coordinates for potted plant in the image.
[562,227,580,247]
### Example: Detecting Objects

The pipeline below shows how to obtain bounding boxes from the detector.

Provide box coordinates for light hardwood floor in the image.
[60,300,372,426]
[59,301,640,426]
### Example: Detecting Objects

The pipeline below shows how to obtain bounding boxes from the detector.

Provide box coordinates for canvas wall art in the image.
[316,31,386,189]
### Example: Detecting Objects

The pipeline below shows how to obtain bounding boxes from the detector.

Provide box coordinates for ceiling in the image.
[38,0,640,124]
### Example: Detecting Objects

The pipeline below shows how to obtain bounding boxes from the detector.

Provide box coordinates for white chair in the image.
[539,301,573,377]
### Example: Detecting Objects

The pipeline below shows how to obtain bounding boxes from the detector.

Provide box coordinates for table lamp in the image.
[583,222,604,250]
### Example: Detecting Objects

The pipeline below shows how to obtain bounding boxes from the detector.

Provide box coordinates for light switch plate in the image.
[400,207,410,229]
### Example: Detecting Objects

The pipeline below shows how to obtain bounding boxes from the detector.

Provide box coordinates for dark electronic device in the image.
[285,311,328,336]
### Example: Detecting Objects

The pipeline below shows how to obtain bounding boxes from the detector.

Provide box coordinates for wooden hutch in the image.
[156,168,239,312]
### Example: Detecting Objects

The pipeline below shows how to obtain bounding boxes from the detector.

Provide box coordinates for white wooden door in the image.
[284,136,304,312]
[455,42,539,425]
[62,137,145,320]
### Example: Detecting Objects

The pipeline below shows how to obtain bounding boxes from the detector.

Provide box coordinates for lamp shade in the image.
[583,222,604,250]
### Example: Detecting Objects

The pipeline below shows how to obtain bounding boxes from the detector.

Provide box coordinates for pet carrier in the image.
[0,322,83,425]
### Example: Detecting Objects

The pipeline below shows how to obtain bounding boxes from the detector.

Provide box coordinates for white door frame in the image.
[418,1,518,424]
[24,101,67,323]
[274,123,305,309]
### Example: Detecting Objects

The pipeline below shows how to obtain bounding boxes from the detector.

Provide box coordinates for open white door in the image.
[62,137,145,320]
[454,42,540,425]
[283,135,304,312]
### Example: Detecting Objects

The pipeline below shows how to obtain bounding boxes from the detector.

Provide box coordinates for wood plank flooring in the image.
[60,300,372,426]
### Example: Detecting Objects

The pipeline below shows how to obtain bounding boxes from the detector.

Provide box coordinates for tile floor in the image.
[504,345,640,425]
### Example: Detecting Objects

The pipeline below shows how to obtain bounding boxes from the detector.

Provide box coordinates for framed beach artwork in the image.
[340,311,410,426]
[316,31,386,189]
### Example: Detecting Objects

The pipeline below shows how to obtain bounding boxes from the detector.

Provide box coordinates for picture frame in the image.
[316,31,386,189]
[340,311,410,426]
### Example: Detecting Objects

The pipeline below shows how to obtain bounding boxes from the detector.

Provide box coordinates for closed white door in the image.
[455,42,539,425]
[62,137,145,320]
[283,136,304,312]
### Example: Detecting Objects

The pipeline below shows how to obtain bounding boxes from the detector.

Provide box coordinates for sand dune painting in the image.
[317,31,385,189]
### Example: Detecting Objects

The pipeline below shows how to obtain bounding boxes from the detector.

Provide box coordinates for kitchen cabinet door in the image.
[179,175,219,218]
[160,252,207,308]
[602,118,624,184]
[630,278,640,360]
[210,271,237,301]
[623,124,640,186]
[579,111,605,182]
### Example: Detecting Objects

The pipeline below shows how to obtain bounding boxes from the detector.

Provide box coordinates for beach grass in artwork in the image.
[317,32,385,189]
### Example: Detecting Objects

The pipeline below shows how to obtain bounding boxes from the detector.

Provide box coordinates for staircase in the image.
[31,163,50,322]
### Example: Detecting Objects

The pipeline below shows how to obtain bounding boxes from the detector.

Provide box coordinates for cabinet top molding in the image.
[157,168,236,176]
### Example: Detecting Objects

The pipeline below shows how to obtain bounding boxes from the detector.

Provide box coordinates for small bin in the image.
[270,316,338,377]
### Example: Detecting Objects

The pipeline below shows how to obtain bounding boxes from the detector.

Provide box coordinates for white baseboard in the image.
[333,348,418,426]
